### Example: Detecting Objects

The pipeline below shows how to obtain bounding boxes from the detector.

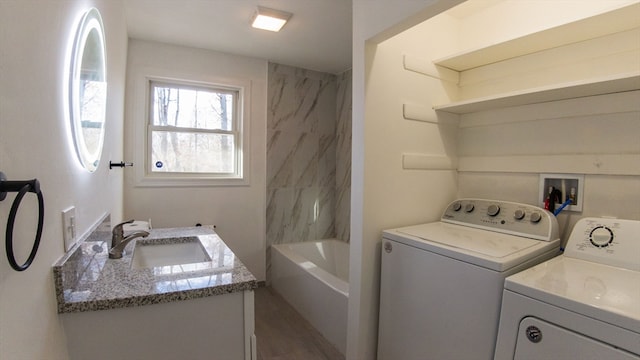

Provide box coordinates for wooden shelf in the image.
[434,72,640,114]
[434,3,640,71]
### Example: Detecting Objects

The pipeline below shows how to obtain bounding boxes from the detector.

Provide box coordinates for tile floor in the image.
[254,287,345,360]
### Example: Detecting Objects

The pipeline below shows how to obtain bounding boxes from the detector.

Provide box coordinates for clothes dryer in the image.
[378,199,561,360]
[495,217,640,359]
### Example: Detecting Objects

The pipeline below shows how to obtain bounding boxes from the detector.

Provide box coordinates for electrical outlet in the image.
[539,174,584,213]
[62,207,77,251]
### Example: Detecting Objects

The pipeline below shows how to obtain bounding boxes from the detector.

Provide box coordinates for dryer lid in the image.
[505,256,640,334]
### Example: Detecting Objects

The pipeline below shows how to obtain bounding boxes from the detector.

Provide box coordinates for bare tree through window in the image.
[149,81,238,174]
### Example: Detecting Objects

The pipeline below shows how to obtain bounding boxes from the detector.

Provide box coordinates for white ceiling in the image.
[124,0,353,74]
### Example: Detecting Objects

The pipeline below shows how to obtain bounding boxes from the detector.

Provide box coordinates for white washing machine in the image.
[378,199,561,360]
[495,217,640,360]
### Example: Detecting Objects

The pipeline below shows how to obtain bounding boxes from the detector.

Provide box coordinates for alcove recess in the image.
[400,3,640,176]
[429,3,640,115]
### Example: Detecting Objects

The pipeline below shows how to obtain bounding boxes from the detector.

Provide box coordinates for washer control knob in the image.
[590,226,614,248]
[530,212,542,223]
[465,204,475,213]
[487,204,500,216]
[452,202,462,212]
[514,209,526,220]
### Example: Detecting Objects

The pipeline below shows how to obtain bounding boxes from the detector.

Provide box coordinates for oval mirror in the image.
[69,8,106,172]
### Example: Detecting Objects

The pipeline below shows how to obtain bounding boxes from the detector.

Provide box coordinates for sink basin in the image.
[131,237,211,269]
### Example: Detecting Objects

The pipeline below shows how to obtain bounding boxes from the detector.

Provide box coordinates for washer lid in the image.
[505,256,640,334]
[384,222,560,271]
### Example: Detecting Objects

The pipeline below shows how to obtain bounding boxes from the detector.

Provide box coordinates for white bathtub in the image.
[271,239,349,355]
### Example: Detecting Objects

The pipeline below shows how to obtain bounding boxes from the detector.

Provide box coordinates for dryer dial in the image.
[589,226,614,248]
[565,218,640,270]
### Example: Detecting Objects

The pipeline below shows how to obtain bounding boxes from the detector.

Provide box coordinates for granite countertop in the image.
[53,220,257,313]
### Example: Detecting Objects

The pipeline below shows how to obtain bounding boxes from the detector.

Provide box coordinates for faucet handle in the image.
[113,219,135,234]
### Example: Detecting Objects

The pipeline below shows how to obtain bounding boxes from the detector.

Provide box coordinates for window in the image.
[144,80,246,184]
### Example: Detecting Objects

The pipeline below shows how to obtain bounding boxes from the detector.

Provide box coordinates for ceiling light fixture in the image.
[251,6,292,32]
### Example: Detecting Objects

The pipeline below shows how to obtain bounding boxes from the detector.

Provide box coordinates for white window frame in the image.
[132,73,251,187]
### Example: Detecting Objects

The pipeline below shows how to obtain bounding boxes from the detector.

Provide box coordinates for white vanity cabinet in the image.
[54,222,258,360]
[62,290,256,360]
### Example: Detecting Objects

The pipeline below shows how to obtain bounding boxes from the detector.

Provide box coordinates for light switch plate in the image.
[62,207,76,251]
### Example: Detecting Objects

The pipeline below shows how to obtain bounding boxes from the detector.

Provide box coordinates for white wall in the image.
[123,39,267,281]
[447,0,640,240]
[349,1,463,358]
[0,1,128,359]
[351,1,640,359]
[455,0,638,51]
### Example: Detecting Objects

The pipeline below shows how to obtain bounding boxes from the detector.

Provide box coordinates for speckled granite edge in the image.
[53,217,258,314]
[57,277,258,313]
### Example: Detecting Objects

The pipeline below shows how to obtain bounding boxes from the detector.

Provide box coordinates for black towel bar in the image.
[0,171,44,271]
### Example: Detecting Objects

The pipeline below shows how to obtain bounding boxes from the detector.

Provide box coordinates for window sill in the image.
[134,174,250,187]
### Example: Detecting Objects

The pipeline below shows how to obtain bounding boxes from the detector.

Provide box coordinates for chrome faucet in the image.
[109,219,149,259]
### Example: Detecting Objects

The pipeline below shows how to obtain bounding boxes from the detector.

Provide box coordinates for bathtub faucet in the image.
[109,219,149,259]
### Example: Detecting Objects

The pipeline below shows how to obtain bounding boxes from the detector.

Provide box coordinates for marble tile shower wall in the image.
[336,69,352,242]
[267,64,351,259]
